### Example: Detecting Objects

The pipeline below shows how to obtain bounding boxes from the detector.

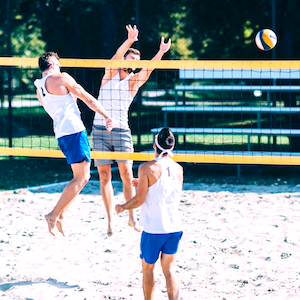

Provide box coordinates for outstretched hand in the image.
[159,37,171,53]
[126,24,139,42]
[132,178,139,188]
[105,117,114,132]
[115,204,124,215]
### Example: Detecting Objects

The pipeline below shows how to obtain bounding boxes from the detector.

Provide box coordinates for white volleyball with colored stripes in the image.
[255,29,277,51]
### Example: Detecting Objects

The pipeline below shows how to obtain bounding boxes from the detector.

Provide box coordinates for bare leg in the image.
[142,259,155,300]
[45,160,91,236]
[118,162,141,232]
[161,253,179,300]
[97,164,115,237]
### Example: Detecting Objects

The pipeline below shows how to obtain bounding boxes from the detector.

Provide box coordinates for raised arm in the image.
[130,37,171,95]
[101,25,139,85]
[112,25,139,60]
[61,73,113,131]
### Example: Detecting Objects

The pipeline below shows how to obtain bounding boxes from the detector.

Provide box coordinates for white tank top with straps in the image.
[34,74,85,139]
[139,157,183,234]
[93,71,134,130]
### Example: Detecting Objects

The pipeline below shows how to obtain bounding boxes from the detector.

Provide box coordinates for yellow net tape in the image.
[1,147,300,166]
[1,57,300,69]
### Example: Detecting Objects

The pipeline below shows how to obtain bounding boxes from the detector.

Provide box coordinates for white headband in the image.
[155,135,174,159]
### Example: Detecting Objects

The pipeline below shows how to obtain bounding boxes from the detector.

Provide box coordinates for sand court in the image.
[1,180,300,299]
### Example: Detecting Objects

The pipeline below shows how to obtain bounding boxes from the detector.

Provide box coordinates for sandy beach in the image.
[1,180,300,299]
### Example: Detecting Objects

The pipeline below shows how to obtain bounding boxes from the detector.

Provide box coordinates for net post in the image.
[247,135,251,152]
[7,67,13,149]
[237,164,241,178]
[136,88,142,151]
[6,0,13,152]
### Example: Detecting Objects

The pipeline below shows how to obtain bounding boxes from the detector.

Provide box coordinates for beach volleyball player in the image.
[34,52,113,236]
[115,128,183,300]
[92,24,171,237]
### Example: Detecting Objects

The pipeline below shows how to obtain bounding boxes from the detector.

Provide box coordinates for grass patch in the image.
[1,93,37,102]
[0,134,291,154]
[0,106,46,118]
[0,136,59,149]
[0,134,154,149]
[182,134,290,146]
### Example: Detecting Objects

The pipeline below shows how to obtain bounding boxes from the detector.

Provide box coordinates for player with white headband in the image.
[116,127,183,299]
[154,133,174,158]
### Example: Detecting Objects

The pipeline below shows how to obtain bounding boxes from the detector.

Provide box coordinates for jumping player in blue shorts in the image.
[34,52,113,236]
[115,128,183,300]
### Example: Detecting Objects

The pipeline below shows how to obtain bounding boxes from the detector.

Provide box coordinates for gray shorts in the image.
[91,125,134,166]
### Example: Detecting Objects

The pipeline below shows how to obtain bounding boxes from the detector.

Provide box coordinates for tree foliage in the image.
[182,0,300,59]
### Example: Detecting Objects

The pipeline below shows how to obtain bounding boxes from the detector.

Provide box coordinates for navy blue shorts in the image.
[58,130,91,165]
[140,231,183,264]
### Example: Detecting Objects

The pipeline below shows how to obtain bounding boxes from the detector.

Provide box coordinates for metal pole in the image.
[135,0,141,151]
[271,0,277,148]
[6,0,13,149]
[271,0,276,60]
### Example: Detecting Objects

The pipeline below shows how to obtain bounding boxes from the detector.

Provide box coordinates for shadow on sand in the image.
[0,277,79,292]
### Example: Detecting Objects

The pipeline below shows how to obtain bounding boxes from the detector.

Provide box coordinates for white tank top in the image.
[139,157,183,234]
[34,75,85,139]
[93,71,133,130]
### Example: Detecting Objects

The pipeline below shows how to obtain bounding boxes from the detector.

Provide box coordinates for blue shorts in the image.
[58,130,91,165]
[140,231,183,264]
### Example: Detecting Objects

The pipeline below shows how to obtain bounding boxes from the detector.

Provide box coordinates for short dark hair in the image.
[156,128,175,156]
[38,52,60,72]
[124,48,141,58]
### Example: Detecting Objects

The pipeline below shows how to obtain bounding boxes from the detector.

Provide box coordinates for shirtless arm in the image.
[61,73,113,131]
[102,25,139,85]
[115,163,149,213]
[177,163,184,185]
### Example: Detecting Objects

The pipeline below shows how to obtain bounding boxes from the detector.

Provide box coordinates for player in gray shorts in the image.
[92,24,171,237]
[92,125,133,166]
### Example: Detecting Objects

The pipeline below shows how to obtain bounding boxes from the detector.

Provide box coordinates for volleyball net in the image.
[1,57,300,165]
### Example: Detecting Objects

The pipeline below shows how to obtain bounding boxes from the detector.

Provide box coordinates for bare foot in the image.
[107,227,113,237]
[45,214,56,236]
[107,220,119,237]
[56,217,65,237]
[128,219,142,232]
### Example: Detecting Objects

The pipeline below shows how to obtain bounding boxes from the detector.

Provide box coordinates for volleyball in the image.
[255,29,277,51]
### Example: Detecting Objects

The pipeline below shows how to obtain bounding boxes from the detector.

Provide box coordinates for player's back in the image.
[139,156,183,234]
[34,74,85,139]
